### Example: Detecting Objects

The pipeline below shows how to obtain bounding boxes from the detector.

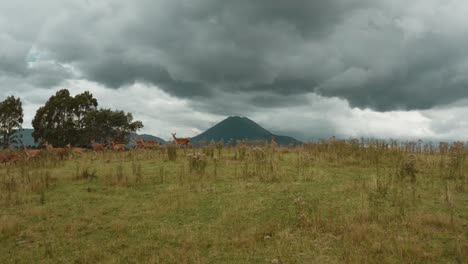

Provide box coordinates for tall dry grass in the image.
[0,139,466,263]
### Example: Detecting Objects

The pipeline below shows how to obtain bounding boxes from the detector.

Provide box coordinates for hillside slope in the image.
[191,116,302,146]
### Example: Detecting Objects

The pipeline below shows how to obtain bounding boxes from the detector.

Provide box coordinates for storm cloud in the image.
[1,0,468,140]
[1,0,467,111]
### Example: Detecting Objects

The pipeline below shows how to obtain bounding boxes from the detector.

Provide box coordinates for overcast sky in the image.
[1,0,468,141]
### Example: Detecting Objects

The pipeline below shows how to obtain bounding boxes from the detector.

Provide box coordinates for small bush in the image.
[187,153,208,175]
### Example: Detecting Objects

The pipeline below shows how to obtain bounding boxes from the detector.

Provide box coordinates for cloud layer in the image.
[1,1,468,140]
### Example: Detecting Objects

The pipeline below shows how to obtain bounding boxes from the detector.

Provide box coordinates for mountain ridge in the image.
[10,129,166,147]
[191,116,302,146]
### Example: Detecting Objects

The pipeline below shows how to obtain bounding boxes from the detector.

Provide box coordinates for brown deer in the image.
[44,142,68,159]
[144,139,160,149]
[91,140,105,152]
[136,136,159,149]
[0,155,8,164]
[66,144,86,155]
[132,137,146,149]
[23,145,42,160]
[5,154,21,164]
[111,141,126,151]
[171,133,190,147]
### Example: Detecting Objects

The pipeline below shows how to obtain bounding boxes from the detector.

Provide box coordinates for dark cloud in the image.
[249,93,309,108]
[317,31,468,110]
[82,58,211,97]
[2,0,468,112]
[0,34,29,77]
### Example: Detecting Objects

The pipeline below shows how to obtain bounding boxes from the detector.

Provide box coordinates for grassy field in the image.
[0,143,467,263]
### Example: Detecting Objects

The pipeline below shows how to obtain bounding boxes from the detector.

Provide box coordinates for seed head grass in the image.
[0,141,466,263]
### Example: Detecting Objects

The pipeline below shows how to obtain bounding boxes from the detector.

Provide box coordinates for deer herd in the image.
[0,132,191,165]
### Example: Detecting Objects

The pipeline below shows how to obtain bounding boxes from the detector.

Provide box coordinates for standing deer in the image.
[23,145,42,160]
[132,137,146,149]
[7,154,21,164]
[171,133,190,147]
[0,154,19,165]
[66,144,86,155]
[144,139,160,149]
[111,141,126,151]
[91,140,105,152]
[44,142,68,159]
[0,155,8,164]
[135,136,159,149]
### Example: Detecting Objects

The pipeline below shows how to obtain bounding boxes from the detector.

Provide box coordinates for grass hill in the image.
[191,116,302,146]
[0,142,465,263]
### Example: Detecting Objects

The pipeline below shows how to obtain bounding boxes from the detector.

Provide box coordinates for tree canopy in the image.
[83,109,143,144]
[0,96,24,149]
[32,89,143,147]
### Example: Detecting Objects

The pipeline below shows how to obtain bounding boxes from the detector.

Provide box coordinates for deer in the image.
[0,155,8,164]
[171,133,190,148]
[144,139,160,149]
[0,154,19,165]
[6,154,21,164]
[139,136,159,149]
[111,141,126,151]
[44,142,68,159]
[23,145,42,160]
[66,144,86,155]
[91,140,105,152]
[132,137,146,149]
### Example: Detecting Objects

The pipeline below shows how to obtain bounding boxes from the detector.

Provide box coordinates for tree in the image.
[32,89,98,147]
[83,109,143,144]
[0,96,24,149]
[33,89,143,147]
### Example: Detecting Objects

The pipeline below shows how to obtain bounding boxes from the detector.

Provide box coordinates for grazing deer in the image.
[111,141,126,151]
[23,145,42,160]
[171,133,190,147]
[144,138,160,149]
[44,142,68,159]
[5,154,21,164]
[134,136,159,149]
[66,144,86,155]
[0,155,8,164]
[91,140,105,152]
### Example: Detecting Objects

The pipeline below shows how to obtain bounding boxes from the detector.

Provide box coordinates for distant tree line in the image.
[0,89,143,148]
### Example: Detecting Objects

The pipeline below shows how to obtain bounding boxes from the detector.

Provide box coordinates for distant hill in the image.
[10,129,166,148]
[11,128,36,147]
[191,116,302,146]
